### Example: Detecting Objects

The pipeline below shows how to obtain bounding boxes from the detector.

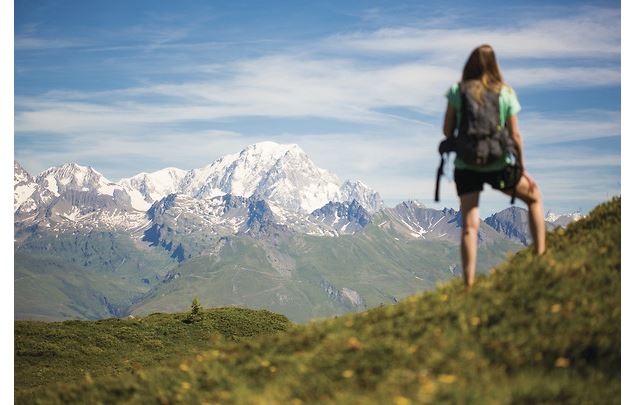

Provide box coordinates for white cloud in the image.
[14,36,83,50]
[520,111,620,145]
[324,8,620,59]
[14,54,620,137]
[506,67,620,88]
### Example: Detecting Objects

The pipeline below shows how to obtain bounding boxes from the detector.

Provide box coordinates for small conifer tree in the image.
[184,297,203,323]
[191,297,202,315]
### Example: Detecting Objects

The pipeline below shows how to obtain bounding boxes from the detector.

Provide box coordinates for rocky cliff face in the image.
[311,200,371,235]
[485,207,560,246]
[485,207,532,245]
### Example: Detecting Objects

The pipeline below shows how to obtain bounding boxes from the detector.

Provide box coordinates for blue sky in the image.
[14,0,620,216]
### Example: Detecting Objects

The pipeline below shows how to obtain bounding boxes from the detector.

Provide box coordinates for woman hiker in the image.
[442,44,546,288]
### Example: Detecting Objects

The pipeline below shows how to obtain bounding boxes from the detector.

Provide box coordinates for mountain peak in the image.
[41,162,100,180]
[545,209,583,226]
[14,161,32,183]
[341,180,383,213]
[14,161,38,212]
[397,200,424,210]
[36,162,116,197]
[118,167,189,211]
[240,142,303,162]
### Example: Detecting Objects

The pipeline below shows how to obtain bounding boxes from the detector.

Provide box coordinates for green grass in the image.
[15,307,290,401]
[15,197,620,404]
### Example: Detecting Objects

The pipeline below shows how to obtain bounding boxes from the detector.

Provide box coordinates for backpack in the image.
[434,81,519,203]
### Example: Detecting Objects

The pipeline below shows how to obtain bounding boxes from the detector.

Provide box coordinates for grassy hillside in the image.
[15,307,290,400]
[15,197,620,404]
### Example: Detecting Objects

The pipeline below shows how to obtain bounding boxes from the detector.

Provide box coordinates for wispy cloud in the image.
[324,8,619,59]
[520,110,620,145]
[506,67,620,88]
[14,55,620,137]
[14,35,85,50]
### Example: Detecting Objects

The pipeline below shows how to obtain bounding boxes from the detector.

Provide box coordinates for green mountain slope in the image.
[131,224,518,323]
[15,215,519,323]
[16,197,619,404]
[14,231,178,320]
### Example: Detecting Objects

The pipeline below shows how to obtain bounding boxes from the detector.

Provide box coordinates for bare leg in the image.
[503,175,546,255]
[459,192,480,287]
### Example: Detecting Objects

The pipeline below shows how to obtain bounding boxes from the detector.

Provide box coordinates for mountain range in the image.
[14,142,580,322]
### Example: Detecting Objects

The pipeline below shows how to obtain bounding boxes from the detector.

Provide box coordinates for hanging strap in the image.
[435,138,454,203]
[510,165,518,205]
[434,154,445,202]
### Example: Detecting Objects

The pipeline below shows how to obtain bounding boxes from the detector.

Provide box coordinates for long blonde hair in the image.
[461,44,505,102]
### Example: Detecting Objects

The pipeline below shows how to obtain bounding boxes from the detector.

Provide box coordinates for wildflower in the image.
[555,357,570,368]
[438,374,457,384]
[347,337,362,351]
[342,369,354,378]
[393,395,411,405]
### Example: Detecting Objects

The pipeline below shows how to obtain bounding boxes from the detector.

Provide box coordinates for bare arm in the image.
[443,103,456,138]
[508,115,524,170]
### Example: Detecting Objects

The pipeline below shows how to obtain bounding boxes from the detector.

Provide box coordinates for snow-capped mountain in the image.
[142,194,374,262]
[378,200,462,241]
[37,163,120,197]
[310,200,372,235]
[486,207,585,246]
[18,142,580,245]
[14,161,38,212]
[340,180,383,213]
[142,193,289,260]
[376,201,506,244]
[230,143,342,212]
[119,167,188,211]
[180,142,295,200]
[545,210,583,227]
[485,207,533,245]
[14,143,384,238]
[14,162,147,234]
[115,142,382,214]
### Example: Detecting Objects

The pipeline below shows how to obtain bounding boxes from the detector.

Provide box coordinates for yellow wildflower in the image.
[438,374,457,384]
[555,357,570,368]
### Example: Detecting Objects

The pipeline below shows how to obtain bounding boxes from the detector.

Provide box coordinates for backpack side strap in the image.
[509,163,520,205]
[435,154,445,203]
[435,138,454,203]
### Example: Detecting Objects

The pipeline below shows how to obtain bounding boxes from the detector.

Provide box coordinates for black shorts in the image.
[454,165,521,196]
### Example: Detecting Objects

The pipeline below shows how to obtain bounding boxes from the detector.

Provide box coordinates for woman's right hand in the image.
[522,170,538,191]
